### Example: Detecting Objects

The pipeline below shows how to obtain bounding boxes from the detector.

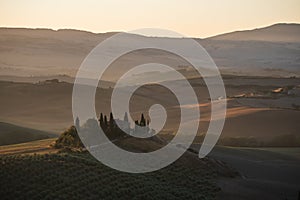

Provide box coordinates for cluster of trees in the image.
[55,112,151,149]
[54,126,84,149]
[98,112,126,140]
[134,113,149,127]
[98,112,150,140]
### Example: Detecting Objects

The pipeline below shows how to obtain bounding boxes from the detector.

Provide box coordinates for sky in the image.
[0,0,300,38]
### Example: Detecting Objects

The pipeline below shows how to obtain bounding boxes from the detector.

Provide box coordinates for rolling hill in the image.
[0,122,55,146]
[1,78,300,144]
[0,133,236,200]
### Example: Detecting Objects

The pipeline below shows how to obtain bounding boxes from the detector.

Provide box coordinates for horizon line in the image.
[1,22,299,39]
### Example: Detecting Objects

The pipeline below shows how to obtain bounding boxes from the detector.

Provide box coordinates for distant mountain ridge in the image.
[1,23,299,41]
[0,23,299,78]
[208,23,300,42]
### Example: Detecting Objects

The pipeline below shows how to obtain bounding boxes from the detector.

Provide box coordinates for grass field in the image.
[0,152,220,200]
[0,138,57,155]
[204,145,300,200]
[255,147,300,159]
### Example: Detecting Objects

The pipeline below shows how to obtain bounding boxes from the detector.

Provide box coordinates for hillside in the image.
[0,133,298,199]
[201,23,300,76]
[0,122,55,146]
[208,23,300,42]
[0,152,221,200]
[0,132,237,200]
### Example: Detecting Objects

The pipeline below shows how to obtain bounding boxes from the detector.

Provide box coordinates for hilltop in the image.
[208,23,300,42]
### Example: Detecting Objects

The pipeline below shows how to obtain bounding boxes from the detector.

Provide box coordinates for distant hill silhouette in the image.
[1,23,299,78]
[208,23,300,42]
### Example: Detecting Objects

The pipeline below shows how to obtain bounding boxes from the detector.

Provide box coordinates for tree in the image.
[124,112,128,122]
[104,115,108,127]
[109,112,115,129]
[140,113,146,126]
[99,113,104,128]
[75,117,80,130]
[54,126,84,149]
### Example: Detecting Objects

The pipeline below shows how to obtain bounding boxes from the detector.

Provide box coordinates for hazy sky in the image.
[1,0,300,38]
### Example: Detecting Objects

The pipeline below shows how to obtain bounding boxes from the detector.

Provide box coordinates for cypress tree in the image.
[99,113,104,126]
[124,112,129,122]
[104,115,108,128]
[140,113,146,126]
[109,112,115,129]
[75,117,80,130]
